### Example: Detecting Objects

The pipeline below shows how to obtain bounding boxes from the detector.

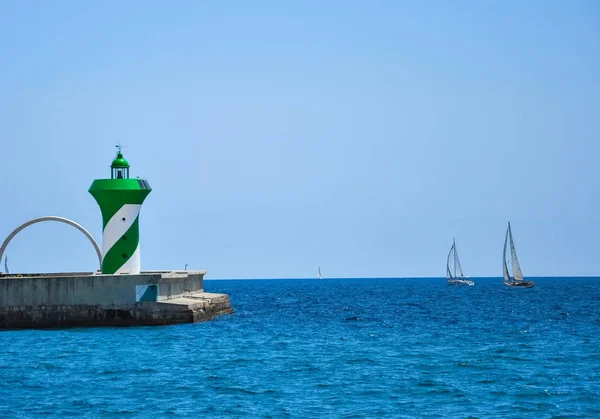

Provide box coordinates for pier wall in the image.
[0,271,204,306]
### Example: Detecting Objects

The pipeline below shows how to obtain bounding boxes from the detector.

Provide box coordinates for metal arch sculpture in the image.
[0,216,102,271]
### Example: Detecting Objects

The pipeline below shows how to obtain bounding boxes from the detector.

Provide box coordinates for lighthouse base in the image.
[0,271,233,329]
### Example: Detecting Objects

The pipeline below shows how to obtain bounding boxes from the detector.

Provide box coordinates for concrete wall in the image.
[0,271,205,308]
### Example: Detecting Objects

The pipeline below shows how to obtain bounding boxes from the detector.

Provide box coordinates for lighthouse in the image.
[89,147,152,274]
[0,146,232,328]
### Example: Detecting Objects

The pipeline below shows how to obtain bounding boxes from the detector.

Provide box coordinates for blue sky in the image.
[0,1,598,278]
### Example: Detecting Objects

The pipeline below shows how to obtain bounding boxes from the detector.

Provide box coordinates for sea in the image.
[1,277,598,418]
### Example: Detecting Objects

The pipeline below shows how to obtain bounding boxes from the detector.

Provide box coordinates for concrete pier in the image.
[0,270,233,329]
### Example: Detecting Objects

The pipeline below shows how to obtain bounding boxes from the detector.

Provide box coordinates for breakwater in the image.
[0,270,233,329]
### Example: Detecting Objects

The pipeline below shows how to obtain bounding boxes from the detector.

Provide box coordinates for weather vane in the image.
[115,143,126,154]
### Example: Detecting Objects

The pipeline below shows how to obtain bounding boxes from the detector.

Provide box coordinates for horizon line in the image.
[204,275,600,280]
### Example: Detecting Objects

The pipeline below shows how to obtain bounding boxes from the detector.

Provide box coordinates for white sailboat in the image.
[446,239,474,285]
[317,266,323,280]
[503,222,534,288]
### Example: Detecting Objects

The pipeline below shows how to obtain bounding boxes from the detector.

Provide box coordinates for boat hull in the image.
[447,278,475,286]
[504,281,534,288]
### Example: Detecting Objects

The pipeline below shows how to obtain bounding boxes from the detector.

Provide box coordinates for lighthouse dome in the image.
[111,152,130,169]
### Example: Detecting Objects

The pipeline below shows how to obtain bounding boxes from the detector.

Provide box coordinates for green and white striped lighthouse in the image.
[89,147,152,274]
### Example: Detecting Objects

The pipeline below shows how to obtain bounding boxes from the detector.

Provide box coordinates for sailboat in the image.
[317,266,323,280]
[446,240,474,285]
[503,222,534,288]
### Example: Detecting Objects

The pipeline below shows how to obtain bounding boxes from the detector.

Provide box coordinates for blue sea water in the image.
[1,277,599,418]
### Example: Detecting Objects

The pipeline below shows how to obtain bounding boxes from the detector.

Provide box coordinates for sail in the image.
[446,243,454,279]
[508,223,524,282]
[318,266,323,279]
[453,241,464,278]
[503,227,511,284]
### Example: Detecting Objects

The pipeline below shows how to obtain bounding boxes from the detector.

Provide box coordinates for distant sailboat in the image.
[503,222,534,288]
[446,240,474,286]
[317,266,323,280]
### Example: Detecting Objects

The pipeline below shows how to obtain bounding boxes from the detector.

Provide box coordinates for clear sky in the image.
[0,1,598,278]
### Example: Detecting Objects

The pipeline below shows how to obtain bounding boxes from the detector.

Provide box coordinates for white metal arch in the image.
[0,216,102,272]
